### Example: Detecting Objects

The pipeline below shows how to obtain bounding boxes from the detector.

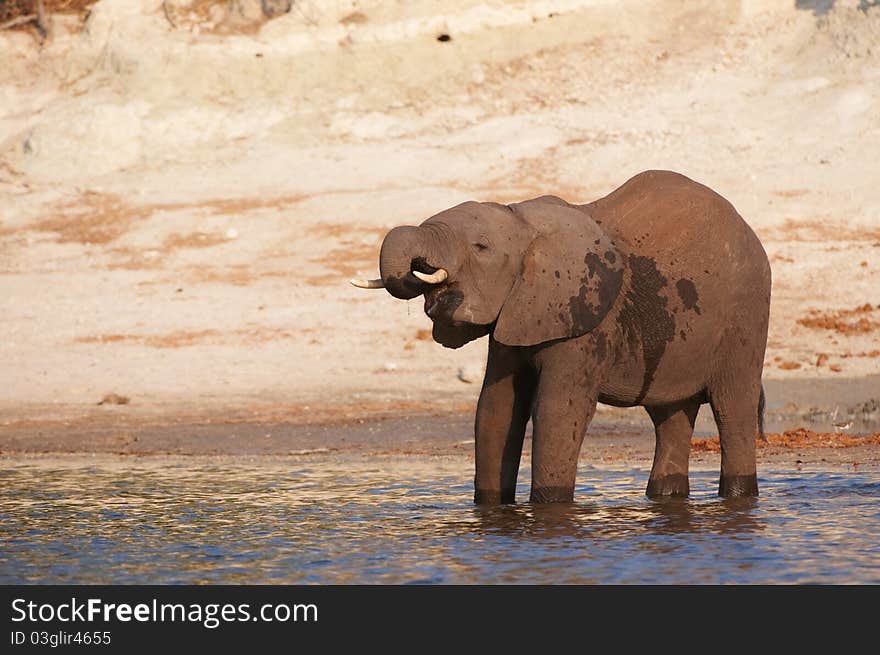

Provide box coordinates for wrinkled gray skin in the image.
[375,170,771,503]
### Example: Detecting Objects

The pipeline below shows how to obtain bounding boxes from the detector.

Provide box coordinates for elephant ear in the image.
[494,203,624,347]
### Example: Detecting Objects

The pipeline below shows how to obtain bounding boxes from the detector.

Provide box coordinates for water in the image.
[1,455,877,584]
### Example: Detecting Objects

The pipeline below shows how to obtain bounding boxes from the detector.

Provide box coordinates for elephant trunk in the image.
[379,225,447,299]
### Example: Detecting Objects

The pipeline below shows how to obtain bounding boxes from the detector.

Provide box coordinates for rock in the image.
[261,0,292,18]
[229,0,291,22]
[457,364,483,384]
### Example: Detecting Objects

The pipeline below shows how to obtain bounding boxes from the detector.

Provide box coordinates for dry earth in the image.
[1,0,879,439]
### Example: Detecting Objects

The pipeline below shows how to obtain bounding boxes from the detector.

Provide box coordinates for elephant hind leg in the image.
[645,398,701,498]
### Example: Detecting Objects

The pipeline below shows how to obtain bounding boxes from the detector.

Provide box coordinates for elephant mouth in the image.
[432,321,492,349]
[423,285,492,348]
[424,285,464,323]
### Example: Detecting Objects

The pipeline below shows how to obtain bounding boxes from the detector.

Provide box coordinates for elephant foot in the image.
[474,488,516,505]
[646,473,689,498]
[718,473,758,497]
[529,486,574,504]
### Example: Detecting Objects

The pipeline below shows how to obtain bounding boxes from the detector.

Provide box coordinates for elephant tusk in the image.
[349,278,385,289]
[412,269,448,284]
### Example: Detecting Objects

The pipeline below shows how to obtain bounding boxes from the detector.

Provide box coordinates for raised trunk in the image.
[379,225,439,299]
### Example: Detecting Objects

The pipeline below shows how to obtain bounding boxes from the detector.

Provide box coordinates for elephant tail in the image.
[757,384,768,443]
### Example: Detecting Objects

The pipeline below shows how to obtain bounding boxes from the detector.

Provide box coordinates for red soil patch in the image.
[306,273,352,287]
[692,428,880,453]
[97,393,129,406]
[340,11,368,25]
[775,219,880,243]
[308,226,385,284]
[840,350,880,358]
[307,223,386,240]
[105,246,166,271]
[797,303,879,335]
[76,330,222,348]
[33,192,153,245]
[29,191,307,246]
[185,265,256,287]
[192,194,305,215]
[163,232,232,250]
[75,327,297,348]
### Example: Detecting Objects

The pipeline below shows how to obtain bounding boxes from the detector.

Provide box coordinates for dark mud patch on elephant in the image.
[567,252,624,334]
[619,255,676,403]
[675,278,701,315]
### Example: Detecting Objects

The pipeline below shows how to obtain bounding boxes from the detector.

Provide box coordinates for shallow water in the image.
[0,456,877,584]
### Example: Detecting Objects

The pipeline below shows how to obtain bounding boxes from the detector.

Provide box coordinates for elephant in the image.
[352,170,771,504]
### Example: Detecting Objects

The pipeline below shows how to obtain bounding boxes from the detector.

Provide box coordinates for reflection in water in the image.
[0,457,877,584]
[468,496,763,539]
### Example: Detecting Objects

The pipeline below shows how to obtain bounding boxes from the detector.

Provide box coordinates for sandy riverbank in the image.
[2,407,878,473]
[1,1,878,438]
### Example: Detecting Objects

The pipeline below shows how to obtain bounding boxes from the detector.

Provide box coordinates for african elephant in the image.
[352,170,771,503]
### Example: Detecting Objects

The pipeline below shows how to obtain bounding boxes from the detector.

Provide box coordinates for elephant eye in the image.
[473,241,489,252]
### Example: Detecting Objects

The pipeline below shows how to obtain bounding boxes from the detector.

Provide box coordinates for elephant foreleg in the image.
[474,339,536,504]
[529,364,598,503]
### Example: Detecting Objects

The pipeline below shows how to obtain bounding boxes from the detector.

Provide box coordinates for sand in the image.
[1,0,878,441]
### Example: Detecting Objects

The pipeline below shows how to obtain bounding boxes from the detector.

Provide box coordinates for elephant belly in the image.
[598,332,716,407]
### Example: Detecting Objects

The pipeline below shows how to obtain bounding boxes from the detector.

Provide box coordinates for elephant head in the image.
[352,196,624,348]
